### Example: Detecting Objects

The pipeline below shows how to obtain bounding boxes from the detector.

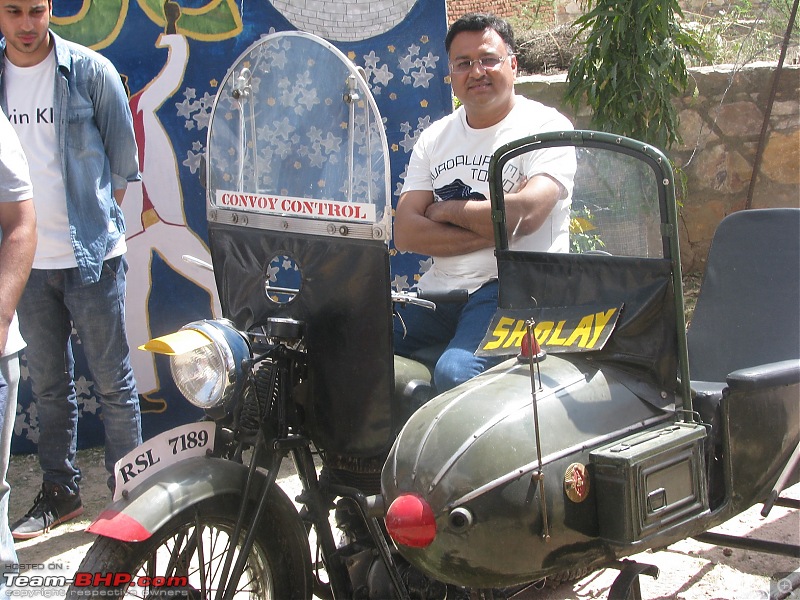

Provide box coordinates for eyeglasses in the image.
[448,55,512,74]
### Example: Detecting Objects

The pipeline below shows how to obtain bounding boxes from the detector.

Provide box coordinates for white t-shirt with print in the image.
[401,96,574,293]
[4,50,77,268]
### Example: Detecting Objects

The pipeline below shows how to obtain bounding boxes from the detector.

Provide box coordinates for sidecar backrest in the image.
[687,208,800,383]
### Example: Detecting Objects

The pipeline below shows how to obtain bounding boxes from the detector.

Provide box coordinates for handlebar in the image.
[392,288,468,310]
[182,255,214,272]
[181,250,470,314]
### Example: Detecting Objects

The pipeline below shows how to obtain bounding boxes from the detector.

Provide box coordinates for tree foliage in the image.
[564,0,706,149]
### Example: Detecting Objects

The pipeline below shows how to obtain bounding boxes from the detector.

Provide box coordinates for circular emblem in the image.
[564,463,590,503]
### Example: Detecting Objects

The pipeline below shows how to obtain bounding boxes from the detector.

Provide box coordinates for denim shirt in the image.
[0,31,140,284]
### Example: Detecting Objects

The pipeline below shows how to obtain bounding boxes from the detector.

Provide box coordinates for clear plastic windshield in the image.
[499,142,666,259]
[206,31,391,241]
[567,147,664,258]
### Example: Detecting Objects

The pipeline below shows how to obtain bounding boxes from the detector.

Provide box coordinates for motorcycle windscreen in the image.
[491,136,682,401]
[204,32,395,456]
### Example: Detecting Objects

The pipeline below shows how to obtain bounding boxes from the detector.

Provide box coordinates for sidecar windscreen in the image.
[204,32,395,457]
[490,133,685,401]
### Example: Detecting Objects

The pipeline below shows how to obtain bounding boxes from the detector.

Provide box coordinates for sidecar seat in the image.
[687,207,800,392]
[687,208,800,503]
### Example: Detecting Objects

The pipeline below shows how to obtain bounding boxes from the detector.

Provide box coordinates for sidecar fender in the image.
[87,456,270,542]
[727,359,800,392]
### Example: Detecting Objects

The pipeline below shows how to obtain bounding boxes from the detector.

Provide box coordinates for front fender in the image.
[87,456,281,542]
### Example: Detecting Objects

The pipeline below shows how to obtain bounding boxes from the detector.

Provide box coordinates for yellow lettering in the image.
[502,319,529,349]
[483,317,515,350]
[548,320,570,346]
[587,309,617,349]
[565,315,595,348]
[534,321,554,345]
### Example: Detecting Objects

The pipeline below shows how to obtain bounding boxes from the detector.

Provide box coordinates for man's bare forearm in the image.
[0,200,36,350]
[424,199,495,241]
[423,175,562,242]
[395,210,492,256]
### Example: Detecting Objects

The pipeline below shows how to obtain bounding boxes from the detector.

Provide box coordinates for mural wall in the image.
[11,0,451,453]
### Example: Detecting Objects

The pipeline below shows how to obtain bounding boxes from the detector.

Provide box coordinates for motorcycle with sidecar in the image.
[67,31,800,600]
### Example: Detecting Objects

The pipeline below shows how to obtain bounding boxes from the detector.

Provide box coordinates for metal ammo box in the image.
[590,422,709,543]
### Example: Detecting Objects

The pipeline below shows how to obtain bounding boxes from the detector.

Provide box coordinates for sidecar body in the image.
[381,133,800,587]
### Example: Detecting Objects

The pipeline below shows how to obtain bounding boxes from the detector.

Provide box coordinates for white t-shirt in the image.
[4,50,77,268]
[0,110,33,356]
[401,96,575,293]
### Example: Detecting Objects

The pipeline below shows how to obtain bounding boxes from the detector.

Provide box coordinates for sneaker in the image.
[11,482,84,540]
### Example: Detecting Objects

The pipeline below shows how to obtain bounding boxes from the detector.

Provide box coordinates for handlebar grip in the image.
[416,289,469,304]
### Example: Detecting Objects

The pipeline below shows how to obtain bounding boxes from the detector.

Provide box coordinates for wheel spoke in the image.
[193,513,208,595]
[68,499,281,600]
[164,528,190,575]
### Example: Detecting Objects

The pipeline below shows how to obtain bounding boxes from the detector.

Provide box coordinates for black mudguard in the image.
[87,456,306,547]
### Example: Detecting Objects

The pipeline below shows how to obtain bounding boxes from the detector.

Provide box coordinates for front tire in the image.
[67,495,311,599]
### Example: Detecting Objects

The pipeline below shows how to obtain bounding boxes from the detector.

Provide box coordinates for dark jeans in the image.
[17,256,142,491]
[394,281,500,392]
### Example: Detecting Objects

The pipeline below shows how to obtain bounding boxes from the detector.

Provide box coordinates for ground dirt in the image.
[6,446,799,599]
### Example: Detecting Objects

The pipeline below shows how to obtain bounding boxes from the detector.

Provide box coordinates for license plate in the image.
[112,422,216,501]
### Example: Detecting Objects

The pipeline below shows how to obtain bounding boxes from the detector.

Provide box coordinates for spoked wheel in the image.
[67,495,311,599]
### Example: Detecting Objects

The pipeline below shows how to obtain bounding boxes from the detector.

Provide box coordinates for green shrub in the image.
[563,0,706,149]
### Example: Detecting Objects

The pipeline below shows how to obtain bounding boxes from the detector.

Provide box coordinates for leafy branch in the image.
[564,0,707,149]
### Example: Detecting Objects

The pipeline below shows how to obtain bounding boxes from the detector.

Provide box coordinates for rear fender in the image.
[87,456,290,542]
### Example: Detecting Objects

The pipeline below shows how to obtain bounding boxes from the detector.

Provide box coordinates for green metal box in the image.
[590,422,709,544]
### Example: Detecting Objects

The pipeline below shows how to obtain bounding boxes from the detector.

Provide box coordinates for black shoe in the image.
[11,482,84,540]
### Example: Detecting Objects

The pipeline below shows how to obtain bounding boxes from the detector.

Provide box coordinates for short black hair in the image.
[445,13,516,55]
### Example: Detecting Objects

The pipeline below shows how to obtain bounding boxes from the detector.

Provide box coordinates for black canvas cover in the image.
[497,252,678,401]
[211,224,397,456]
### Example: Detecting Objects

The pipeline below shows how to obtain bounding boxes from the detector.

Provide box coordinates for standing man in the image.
[394,13,575,392]
[0,0,143,539]
[0,109,36,588]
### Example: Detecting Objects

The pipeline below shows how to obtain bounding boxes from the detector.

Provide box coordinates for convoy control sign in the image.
[216,190,377,222]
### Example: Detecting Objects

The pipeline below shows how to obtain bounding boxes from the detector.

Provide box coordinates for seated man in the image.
[393,12,575,391]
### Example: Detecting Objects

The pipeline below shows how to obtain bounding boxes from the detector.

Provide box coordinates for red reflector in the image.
[517,330,545,362]
[385,494,436,548]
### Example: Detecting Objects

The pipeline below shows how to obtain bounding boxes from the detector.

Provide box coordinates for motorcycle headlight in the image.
[167,320,250,410]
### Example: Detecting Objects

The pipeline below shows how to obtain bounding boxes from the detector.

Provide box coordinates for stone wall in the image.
[447,0,777,25]
[447,0,554,23]
[515,64,800,273]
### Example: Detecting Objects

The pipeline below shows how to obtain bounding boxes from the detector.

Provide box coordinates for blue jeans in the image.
[394,281,500,392]
[0,355,19,592]
[17,256,142,492]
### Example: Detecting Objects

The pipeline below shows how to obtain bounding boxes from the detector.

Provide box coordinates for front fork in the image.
[212,427,282,600]
[291,443,352,598]
[219,340,410,599]
[218,431,410,600]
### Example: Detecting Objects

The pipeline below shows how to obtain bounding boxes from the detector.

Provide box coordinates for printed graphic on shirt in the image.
[5,106,54,126]
[435,179,487,202]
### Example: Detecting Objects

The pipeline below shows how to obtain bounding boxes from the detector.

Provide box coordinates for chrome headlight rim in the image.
[170,319,250,410]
